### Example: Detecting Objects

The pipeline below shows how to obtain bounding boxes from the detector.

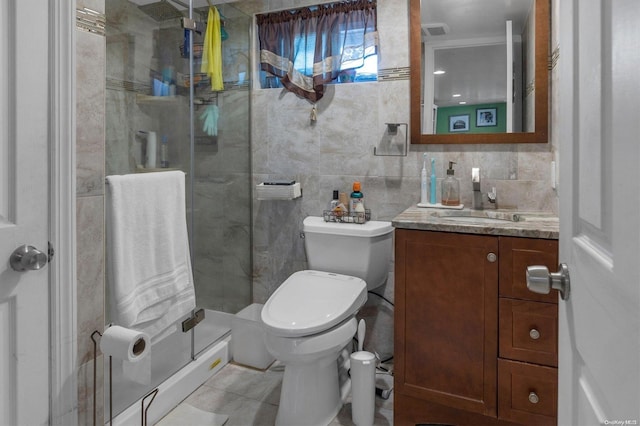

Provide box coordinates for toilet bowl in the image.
[261,217,393,426]
[262,270,367,426]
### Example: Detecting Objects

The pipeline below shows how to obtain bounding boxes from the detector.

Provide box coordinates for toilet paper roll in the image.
[100,325,150,362]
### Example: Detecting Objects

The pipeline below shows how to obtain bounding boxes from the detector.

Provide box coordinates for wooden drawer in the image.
[499,298,558,367]
[498,359,557,425]
[499,237,558,303]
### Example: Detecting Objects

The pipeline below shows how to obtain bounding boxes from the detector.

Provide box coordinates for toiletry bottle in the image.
[339,192,350,212]
[441,161,460,206]
[328,190,347,220]
[160,135,169,168]
[430,158,437,204]
[421,154,428,204]
[349,182,365,213]
[328,190,340,211]
[146,131,157,169]
[354,200,366,223]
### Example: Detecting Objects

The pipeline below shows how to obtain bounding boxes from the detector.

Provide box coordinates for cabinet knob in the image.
[487,252,497,263]
[528,392,540,404]
[529,328,541,340]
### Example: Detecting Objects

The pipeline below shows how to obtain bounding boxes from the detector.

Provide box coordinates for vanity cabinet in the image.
[394,229,558,426]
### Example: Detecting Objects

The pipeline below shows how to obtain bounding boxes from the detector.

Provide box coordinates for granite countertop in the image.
[392,205,559,239]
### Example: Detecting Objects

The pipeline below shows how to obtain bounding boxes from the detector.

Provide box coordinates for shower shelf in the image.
[180,42,203,59]
[135,94,180,105]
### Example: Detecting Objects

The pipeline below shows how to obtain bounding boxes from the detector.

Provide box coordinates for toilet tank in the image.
[302,216,394,290]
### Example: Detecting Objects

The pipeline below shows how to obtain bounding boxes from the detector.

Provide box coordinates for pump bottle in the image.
[441,161,460,206]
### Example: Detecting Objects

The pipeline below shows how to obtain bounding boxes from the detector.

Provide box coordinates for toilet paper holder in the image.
[91,329,158,426]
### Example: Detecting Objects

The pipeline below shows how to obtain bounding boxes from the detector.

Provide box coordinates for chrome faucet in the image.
[488,187,497,204]
[472,168,483,209]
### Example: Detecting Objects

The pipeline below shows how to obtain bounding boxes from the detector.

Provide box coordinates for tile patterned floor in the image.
[163,361,394,425]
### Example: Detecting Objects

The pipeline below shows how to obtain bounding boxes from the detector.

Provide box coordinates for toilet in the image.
[261,216,393,426]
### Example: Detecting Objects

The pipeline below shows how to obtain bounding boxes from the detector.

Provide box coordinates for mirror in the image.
[410,0,549,144]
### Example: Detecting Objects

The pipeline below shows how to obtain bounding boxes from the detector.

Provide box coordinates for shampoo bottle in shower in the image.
[146,131,157,169]
[441,161,460,206]
[160,135,169,168]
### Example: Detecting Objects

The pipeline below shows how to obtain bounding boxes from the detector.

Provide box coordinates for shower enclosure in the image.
[104,0,251,420]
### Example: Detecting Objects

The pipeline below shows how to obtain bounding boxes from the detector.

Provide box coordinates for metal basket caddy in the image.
[322,209,371,224]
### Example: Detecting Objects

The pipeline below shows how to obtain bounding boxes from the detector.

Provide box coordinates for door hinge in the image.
[182,308,205,333]
[181,17,197,31]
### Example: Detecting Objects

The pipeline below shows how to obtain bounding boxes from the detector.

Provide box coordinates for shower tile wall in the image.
[76,1,106,424]
[239,0,559,361]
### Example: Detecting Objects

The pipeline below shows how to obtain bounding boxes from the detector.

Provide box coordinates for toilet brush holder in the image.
[350,350,376,426]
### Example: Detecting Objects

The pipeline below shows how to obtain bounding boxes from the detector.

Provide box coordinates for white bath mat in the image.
[156,403,229,426]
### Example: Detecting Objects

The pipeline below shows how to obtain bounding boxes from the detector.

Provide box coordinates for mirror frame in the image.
[410,0,550,144]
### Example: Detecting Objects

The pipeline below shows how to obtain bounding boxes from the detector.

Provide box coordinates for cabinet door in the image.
[395,229,499,417]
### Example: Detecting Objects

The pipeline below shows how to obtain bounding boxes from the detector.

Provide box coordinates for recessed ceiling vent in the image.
[422,23,450,36]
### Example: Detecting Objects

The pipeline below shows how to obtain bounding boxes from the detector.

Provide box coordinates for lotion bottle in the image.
[420,154,428,204]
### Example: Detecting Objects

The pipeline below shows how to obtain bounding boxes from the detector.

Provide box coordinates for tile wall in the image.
[76,0,106,424]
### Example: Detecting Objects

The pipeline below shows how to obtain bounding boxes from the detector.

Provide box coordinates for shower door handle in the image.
[10,244,49,272]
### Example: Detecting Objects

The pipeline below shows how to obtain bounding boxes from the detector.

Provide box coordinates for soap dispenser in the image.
[441,161,460,206]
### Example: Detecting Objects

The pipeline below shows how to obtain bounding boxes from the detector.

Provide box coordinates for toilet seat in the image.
[261,270,367,338]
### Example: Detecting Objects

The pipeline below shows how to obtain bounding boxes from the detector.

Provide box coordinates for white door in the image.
[556,0,640,424]
[0,0,51,424]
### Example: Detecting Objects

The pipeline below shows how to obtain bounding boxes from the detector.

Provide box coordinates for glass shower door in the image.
[188,2,253,354]
[104,0,252,418]
[105,0,193,417]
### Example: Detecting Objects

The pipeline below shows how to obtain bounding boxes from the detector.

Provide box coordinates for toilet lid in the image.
[261,270,367,337]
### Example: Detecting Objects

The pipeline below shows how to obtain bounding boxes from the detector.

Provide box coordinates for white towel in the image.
[106,171,196,342]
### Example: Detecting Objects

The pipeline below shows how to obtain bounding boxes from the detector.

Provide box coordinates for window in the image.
[257,0,378,101]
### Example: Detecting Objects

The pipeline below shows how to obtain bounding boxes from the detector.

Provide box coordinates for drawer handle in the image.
[529,392,540,404]
[529,328,541,340]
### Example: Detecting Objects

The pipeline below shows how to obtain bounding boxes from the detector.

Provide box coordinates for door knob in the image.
[526,263,570,300]
[10,245,48,272]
